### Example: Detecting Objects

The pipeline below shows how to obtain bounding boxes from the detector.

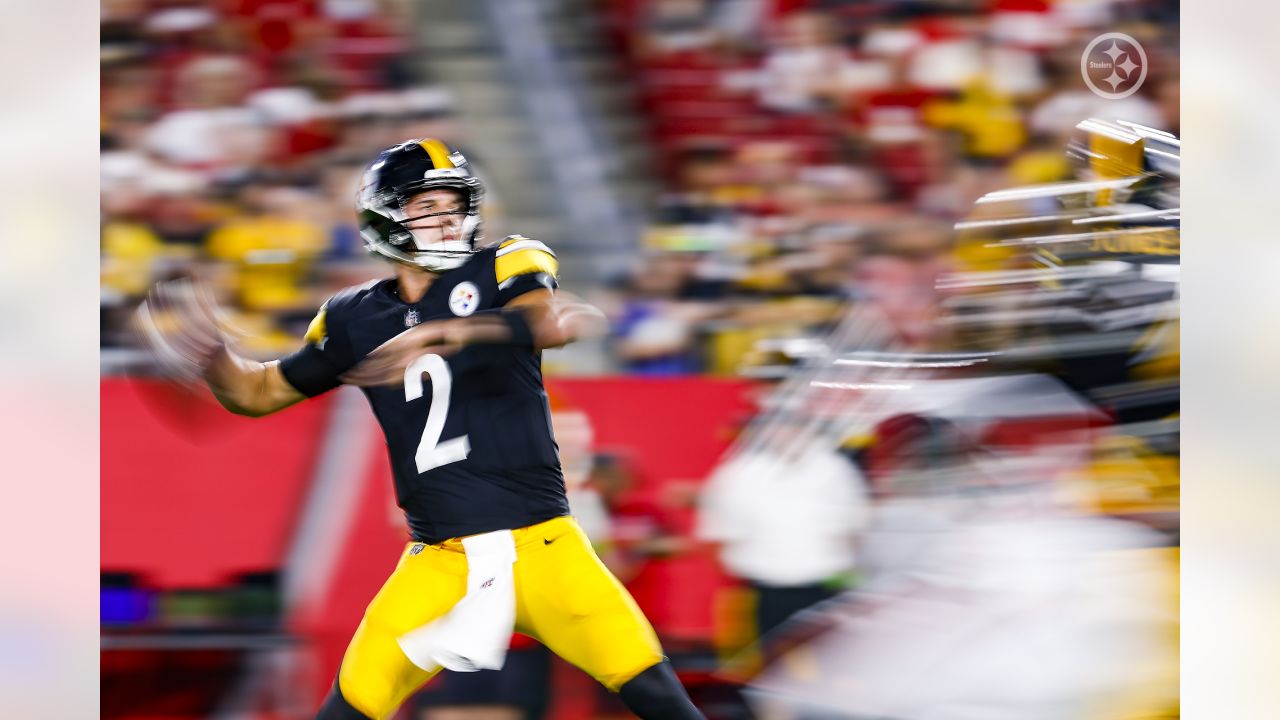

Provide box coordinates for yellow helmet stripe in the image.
[418,139,455,169]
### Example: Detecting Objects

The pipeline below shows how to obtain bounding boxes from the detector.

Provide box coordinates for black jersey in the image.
[279,237,570,543]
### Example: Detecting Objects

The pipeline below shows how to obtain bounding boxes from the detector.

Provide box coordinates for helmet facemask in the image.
[358,165,485,272]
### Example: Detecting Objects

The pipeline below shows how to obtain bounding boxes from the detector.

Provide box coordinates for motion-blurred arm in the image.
[202,351,306,418]
[135,280,306,418]
[340,288,606,387]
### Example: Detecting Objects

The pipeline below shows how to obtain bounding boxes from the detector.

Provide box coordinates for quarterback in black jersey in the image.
[138,139,704,720]
[281,239,573,543]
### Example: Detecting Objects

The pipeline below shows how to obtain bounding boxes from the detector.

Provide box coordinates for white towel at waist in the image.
[397,530,518,672]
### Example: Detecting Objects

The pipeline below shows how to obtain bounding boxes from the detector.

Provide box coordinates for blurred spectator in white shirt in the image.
[758,12,857,113]
[1029,46,1164,138]
[698,429,871,637]
[147,56,265,169]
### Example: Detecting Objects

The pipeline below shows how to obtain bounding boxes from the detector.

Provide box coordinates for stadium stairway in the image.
[408,0,657,290]
[540,0,662,243]
[407,1,566,249]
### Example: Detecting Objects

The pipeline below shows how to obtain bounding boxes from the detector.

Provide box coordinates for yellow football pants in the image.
[336,516,665,719]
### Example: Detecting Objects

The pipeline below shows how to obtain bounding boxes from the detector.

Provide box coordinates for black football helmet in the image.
[357,138,485,271]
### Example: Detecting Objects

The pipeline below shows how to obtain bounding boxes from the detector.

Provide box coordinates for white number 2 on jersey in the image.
[403,353,470,474]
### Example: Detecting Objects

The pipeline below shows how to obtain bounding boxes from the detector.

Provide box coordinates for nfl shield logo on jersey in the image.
[404,309,420,327]
[448,282,481,317]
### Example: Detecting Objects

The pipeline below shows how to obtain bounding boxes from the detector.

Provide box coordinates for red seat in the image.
[655,99,756,118]
[654,115,744,137]
[636,50,724,72]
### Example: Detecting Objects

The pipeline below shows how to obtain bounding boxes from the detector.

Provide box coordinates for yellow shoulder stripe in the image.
[303,306,328,345]
[418,139,455,169]
[495,247,558,285]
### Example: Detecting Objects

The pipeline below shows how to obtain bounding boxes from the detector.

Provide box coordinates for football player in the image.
[137,139,705,720]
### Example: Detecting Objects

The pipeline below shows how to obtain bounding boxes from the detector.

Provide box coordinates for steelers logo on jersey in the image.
[449,281,481,317]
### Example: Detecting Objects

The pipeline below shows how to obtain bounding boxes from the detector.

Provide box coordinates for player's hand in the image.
[339,319,468,387]
[133,278,233,383]
[506,290,610,350]
[542,292,610,344]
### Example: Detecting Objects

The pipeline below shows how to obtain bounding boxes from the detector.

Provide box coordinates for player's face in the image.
[402,188,466,247]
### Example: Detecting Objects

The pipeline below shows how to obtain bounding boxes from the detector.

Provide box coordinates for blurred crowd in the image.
[101,0,467,354]
[102,2,1180,717]
[101,1,1180,378]
[594,4,1181,717]
[599,0,1178,376]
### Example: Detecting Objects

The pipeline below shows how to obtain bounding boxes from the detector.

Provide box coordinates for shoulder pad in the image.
[304,279,380,345]
[327,278,382,311]
[495,235,558,288]
[303,303,329,346]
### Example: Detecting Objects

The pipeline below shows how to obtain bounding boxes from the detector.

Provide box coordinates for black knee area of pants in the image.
[316,681,371,720]
[618,660,705,720]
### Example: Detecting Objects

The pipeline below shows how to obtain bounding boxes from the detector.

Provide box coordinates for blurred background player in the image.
[136,138,705,720]
[747,392,1178,720]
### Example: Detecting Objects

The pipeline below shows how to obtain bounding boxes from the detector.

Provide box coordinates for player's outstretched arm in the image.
[135,280,306,418]
[203,351,306,417]
[487,288,600,350]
